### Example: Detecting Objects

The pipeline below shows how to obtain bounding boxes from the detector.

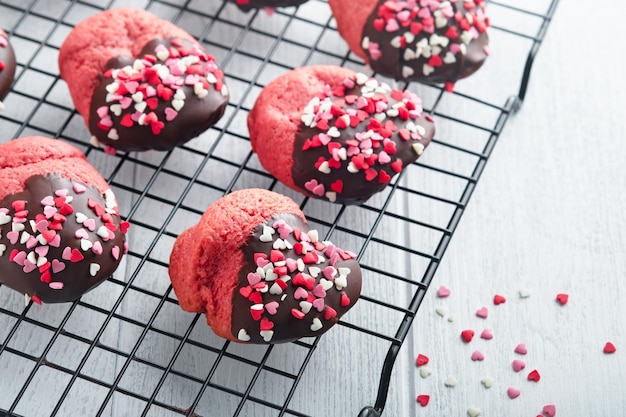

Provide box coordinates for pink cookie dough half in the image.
[169,188,362,343]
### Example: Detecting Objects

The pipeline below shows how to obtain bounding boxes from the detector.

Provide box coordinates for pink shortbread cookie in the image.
[328,0,491,89]
[59,8,229,152]
[169,188,362,343]
[0,137,129,304]
[248,65,435,205]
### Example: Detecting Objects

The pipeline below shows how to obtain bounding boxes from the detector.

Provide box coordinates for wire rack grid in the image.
[0,0,558,416]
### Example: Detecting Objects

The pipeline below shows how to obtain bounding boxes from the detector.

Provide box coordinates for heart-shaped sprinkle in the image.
[310,318,323,332]
[40,196,55,206]
[111,246,120,260]
[83,218,96,231]
[92,241,103,255]
[542,404,556,417]
[237,328,251,342]
[480,329,493,340]
[312,298,325,312]
[519,288,531,298]
[49,282,64,290]
[603,342,617,354]
[514,343,528,355]
[62,247,72,260]
[7,231,19,244]
[81,239,93,251]
[475,306,488,318]
[556,293,569,305]
[527,369,541,382]
[507,387,521,399]
[264,301,279,315]
[437,285,451,297]
[51,259,66,274]
[89,263,101,276]
[461,330,474,343]
[493,294,506,305]
[512,359,526,372]
[471,350,484,361]
[0,212,11,224]
[415,354,429,367]
[416,394,429,407]
[467,407,481,417]
[435,306,448,317]
[480,376,494,389]
[444,376,458,387]
[419,366,432,378]
[260,330,274,342]
[75,228,89,239]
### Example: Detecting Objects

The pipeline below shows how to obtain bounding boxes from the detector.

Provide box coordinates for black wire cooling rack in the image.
[0,0,559,416]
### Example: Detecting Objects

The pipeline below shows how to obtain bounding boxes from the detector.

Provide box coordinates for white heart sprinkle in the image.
[318,161,331,174]
[419,366,432,378]
[460,30,474,45]
[347,162,359,173]
[108,128,119,141]
[260,330,274,342]
[447,315,455,322]
[272,238,286,250]
[259,233,273,243]
[237,329,251,342]
[12,223,25,232]
[310,318,323,332]
[338,267,351,277]
[390,36,402,48]
[156,50,170,61]
[320,278,333,291]
[81,239,93,251]
[0,244,5,256]
[403,48,417,61]
[423,64,435,76]
[443,52,457,64]
[75,213,87,224]
[172,99,185,112]
[299,301,312,314]
[480,376,494,389]
[36,256,47,268]
[325,191,337,203]
[308,267,321,277]
[131,92,144,103]
[20,231,31,244]
[24,294,31,306]
[519,288,531,298]
[194,82,208,98]
[97,226,110,239]
[334,276,347,290]
[307,230,319,242]
[89,263,101,277]
[412,143,425,155]
[467,407,481,417]
[327,127,340,138]
[0,212,11,225]
[444,376,458,387]
[134,101,147,114]
[435,306,448,317]
[174,89,186,100]
[435,15,448,29]
[109,104,122,116]
[269,283,283,295]
[301,113,314,127]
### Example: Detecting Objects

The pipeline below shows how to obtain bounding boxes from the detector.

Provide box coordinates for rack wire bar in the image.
[0,0,559,416]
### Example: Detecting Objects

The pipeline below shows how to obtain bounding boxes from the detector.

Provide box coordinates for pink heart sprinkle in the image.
[313,284,327,298]
[543,404,556,417]
[55,189,68,197]
[294,287,308,300]
[145,86,156,97]
[512,359,526,372]
[514,343,528,355]
[36,220,49,233]
[40,196,55,206]
[375,101,388,113]
[73,183,87,194]
[418,7,431,18]
[23,260,37,273]
[111,246,120,261]
[507,387,521,399]
[322,266,336,280]
[312,184,325,196]
[256,257,269,268]
[124,241,129,254]
[43,206,57,218]
[49,234,61,248]
[480,329,493,340]
[92,241,103,255]
[7,231,18,244]
[318,133,331,146]
[83,219,96,232]
[285,258,298,273]
[125,81,139,94]
[437,285,451,298]
[49,282,64,290]
[265,301,279,315]
[75,228,89,239]
[120,97,133,109]
[96,106,109,118]
[51,259,66,274]
[13,251,27,266]
[26,236,39,249]
[396,10,411,22]
[312,298,325,312]
[471,350,484,361]
[35,246,49,257]
[62,247,72,261]
[450,43,462,55]
[378,151,391,164]
[385,18,400,32]
[247,272,261,286]
[165,107,178,121]
[304,179,320,193]
[476,306,488,318]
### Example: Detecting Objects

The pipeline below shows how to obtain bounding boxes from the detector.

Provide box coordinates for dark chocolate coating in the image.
[291,81,435,205]
[362,0,489,83]
[231,213,361,343]
[0,174,126,303]
[89,37,229,152]
[229,0,308,12]
[0,32,16,100]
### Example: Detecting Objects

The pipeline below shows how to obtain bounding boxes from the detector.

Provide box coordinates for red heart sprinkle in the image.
[527,369,541,381]
[12,200,26,212]
[378,170,391,183]
[604,342,616,354]
[324,306,337,321]
[330,179,344,194]
[302,252,319,264]
[340,293,350,307]
[248,291,262,304]
[416,394,429,407]
[493,294,506,305]
[365,169,378,181]
[461,330,474,343]
[250,307,264,321]
[556,293,568,305]
[260,318,274,331]
[542,404,556,417]
[120,221,131,234]
[41,230,57,243]
[120,114,134,127]
[70,249,84,263]
[291,308,305,319]
[270,250,284,263]
[390,160,403,173]
[415,354,429,367]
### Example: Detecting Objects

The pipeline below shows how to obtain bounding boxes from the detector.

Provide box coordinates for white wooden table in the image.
[0,1,624,417]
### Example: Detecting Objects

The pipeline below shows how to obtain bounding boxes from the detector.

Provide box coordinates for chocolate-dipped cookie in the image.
[168,189,362,343]
[58,8,229,152]
[0,28,16,107]
[228,0,308,12]
[248,65,435,205]
[0,137,129,304]
[329,0,491,90]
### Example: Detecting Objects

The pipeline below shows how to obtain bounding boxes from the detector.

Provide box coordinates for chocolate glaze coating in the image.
[229,0,308,12]
[89,37,229,152]
[0,31,16,101]
[361,0,490,84]
[231,213,361,344]
[0,174,127,303]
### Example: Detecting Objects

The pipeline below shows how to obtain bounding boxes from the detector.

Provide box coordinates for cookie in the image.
[0,28,16,107]
[58,8,229,152]
[329,0,490,90]
[248,65,435,205]
[169,189,361,344]
[0,137,129,304]
[228,0,308,12]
